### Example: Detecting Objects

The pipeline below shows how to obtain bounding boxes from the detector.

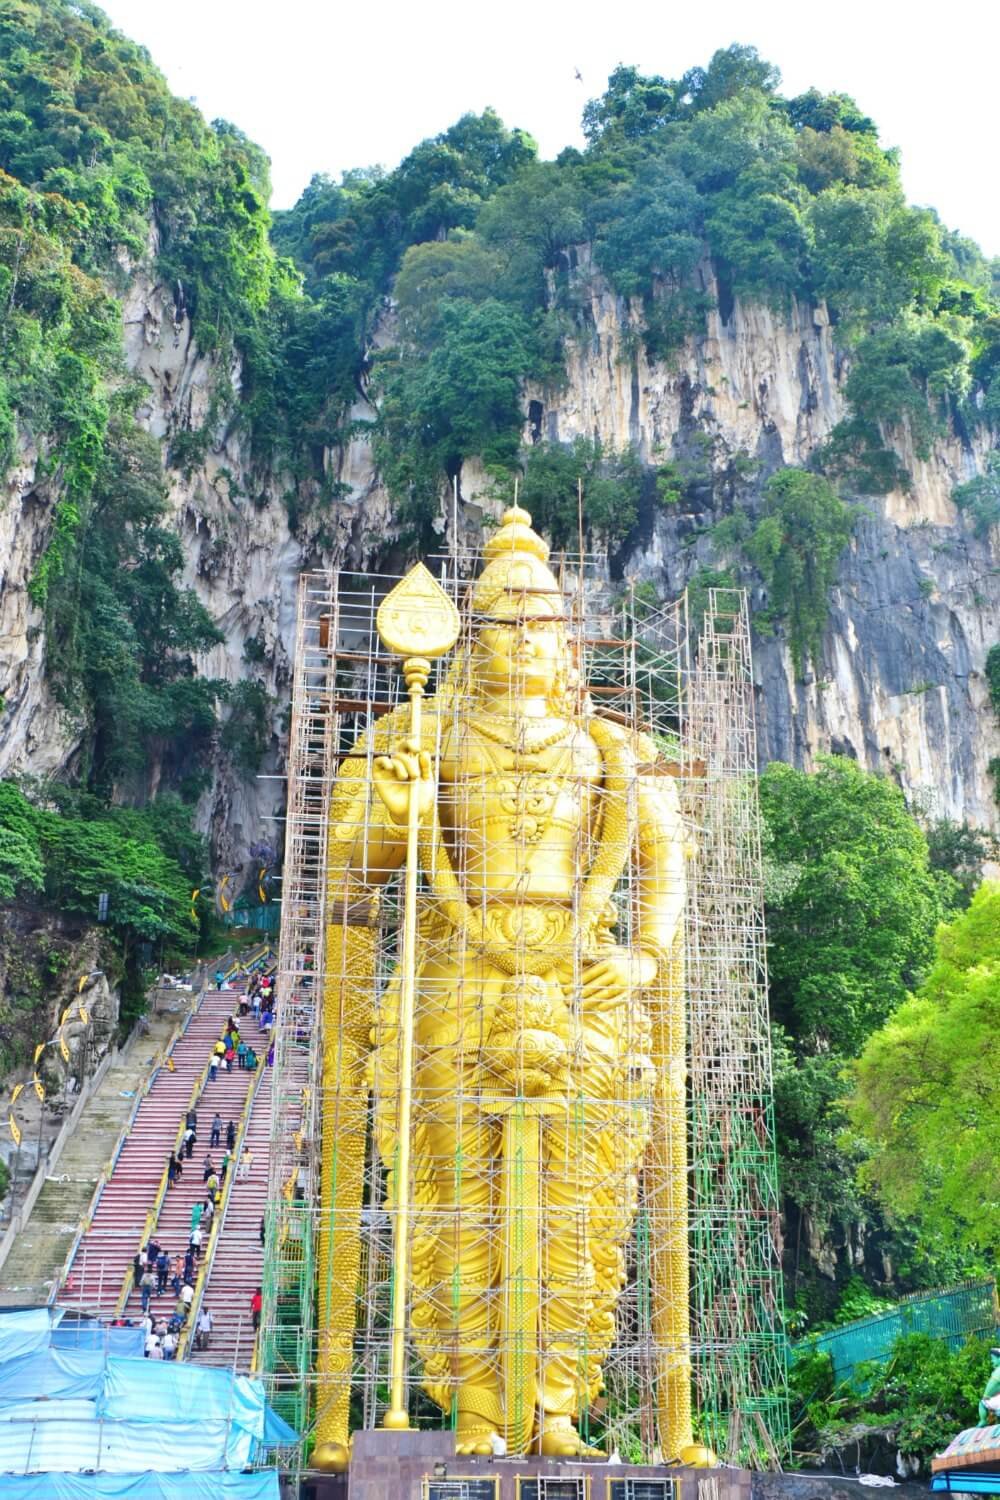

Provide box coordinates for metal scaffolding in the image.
[258,556,787,1481]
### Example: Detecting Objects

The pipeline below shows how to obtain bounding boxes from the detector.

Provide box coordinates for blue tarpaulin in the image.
[0,1408,253,1473]
[0,1312,62,1365]
[101,1357,265,1440]
[51,1326,144,1359]
[0,1349,108,1405]
[0,1299,295,1483]
[0,1474,278,1499]
[262,1406,297,1447]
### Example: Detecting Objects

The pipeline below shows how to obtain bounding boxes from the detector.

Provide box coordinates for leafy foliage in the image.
[850,883,1000,1253]
[761,757,948,1269]
[46,419,225,793]
[953,452,1000,538]
[790,1334,991,1472]
[220,682,275,775]
[373,298,537,546]
[488,438,644,550]
[743,469,853,673]
[925,818,1000,909]
[0,780,202,952]
[761,757,946,1054]
[988,643,1000,717]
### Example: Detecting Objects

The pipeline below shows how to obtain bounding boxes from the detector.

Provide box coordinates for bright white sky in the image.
[99,0,1000,256]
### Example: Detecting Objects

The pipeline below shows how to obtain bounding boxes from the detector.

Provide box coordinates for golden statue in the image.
[314,508,696,1470]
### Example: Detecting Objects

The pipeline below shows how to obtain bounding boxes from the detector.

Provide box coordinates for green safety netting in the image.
[799,1279,1000,1383]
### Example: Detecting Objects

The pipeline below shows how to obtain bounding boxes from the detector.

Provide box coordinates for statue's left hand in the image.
[373,737,435,826]
[580,951,657,1010]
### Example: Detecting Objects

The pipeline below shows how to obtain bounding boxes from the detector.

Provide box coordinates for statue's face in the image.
[472,617,565,700]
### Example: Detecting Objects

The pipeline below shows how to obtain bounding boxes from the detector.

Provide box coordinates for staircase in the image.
[188,1058,275,1370]
[55,985,255,1319]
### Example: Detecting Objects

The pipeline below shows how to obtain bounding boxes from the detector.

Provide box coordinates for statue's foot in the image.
[538,1416,604,1459]
[455,1417,499,1456]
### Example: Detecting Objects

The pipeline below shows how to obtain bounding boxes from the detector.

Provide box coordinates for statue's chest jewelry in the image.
[485,771,564,844]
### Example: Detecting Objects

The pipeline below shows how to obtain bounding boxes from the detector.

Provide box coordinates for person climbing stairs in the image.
[187,1064,274,1370]
[54,979,258,1321]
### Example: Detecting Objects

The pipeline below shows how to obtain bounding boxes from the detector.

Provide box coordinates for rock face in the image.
[1,252,997,875]
[0,909,119,1103]
[523,256,1000,829]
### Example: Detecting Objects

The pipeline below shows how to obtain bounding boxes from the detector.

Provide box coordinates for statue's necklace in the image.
[468,712,572,758]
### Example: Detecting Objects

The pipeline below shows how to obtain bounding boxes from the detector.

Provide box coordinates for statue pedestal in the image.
[306,1436,753,1500]
[345,1428,457,1500]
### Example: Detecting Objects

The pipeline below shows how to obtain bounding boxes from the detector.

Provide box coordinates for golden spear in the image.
[375,562,460,1431]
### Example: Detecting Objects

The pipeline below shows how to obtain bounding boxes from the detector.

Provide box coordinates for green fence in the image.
[801,1279,999,1383]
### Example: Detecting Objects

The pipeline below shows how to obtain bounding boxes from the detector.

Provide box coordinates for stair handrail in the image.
[224,945,275,983]
[48,987,203,1307]
[110,1006,233,1317]
[177,1056,268,1360]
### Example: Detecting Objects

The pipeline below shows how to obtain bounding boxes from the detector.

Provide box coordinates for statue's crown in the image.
[472,506,563,620]
[482,505,550,565]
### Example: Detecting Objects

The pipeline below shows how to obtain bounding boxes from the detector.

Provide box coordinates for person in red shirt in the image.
[250,1287,262,1331]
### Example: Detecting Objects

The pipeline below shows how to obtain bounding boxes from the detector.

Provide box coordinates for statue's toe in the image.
[538,1424,603,1459]
[455,1423,498,1456]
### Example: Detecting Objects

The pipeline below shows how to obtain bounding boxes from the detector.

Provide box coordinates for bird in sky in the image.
[574,67,583,82]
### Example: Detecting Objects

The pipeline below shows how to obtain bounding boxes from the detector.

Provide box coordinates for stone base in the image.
[345,1428,456,1500]
[297,1461,941,1500]
[320,1434,747,1500]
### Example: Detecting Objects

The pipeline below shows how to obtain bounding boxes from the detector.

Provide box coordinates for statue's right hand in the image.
[373,738,435,827]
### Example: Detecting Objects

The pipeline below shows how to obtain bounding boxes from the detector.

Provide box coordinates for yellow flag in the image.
[32,1076,44,1103]
[8,1116,20,1148]
[59,1033,69,1063]
[33,1044,44,1065]
[78,975,88,993]
[79,1006,89,1026]
[10,1084,23,1106]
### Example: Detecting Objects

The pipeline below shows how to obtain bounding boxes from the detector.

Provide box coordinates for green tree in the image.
[987,643,1000,715]
[45,420,224,793]
[762,756,948,1277]
[761,756,945,1058]
[593,164,703,299]
[393,238,503,346]
[220,682,275,775]
[374,299,536,544]
[850,883,1000,1253]
[492,437,644,549]
[745,468,853,675]
[925,818,999,909]
[0,782,45,903]
[581,64,681,146]
[953,452,1000,538]
[475,162,589,307]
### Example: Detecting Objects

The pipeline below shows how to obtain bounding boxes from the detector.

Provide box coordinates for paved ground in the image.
[0,1000,189,1308]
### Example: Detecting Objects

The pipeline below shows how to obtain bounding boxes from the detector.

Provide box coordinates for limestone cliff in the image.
[518,255,1000,828]
[1,252,997,881]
